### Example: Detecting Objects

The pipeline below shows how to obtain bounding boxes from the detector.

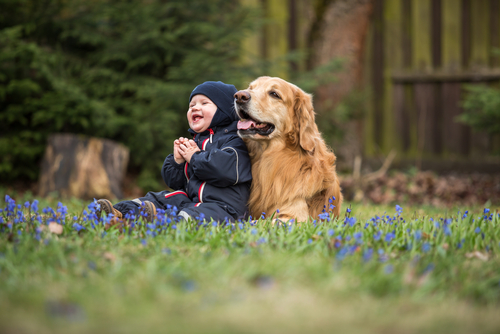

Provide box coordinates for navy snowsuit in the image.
[114,82,252,222]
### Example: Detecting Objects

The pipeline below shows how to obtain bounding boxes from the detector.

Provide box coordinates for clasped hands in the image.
[174,137,201,164]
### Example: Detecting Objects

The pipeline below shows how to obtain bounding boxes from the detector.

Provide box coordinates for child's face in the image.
[188,94,217,133]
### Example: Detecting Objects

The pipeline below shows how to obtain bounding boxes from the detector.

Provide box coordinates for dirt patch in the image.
[341,171,500,206]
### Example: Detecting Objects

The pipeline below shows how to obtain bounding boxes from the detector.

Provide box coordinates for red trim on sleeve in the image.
[202,138,209,150]
[184,162,190,181]
[198,182,206,203]
[165,191,188,199]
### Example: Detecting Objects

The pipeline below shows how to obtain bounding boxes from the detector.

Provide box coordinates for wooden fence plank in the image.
[442,0,462,71]
[383,0,403,153]
[412,0,432,71]
[469,0,491,157]
[442,83,470,156]
[470,0,490,69]
[393,83,410,152]
[414,84,436,164]
[490,0,499,67]
[371,0,384,152]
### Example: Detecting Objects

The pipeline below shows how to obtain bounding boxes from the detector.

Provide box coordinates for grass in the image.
[1,190,500,333]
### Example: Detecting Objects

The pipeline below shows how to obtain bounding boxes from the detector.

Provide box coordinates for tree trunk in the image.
[38,134,129,200]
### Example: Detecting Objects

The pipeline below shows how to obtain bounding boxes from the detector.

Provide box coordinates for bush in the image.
[459,84,500,135]
[0,0,260,189]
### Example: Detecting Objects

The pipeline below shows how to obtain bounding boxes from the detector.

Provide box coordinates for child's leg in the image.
[179,203,238,224]
[114,190,192,218]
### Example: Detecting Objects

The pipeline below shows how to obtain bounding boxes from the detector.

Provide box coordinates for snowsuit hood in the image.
[189,81,238,130]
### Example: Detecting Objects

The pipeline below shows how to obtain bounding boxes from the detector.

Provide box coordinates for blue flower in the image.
[474,227,481,234]
[346,208,351,213]
[385,232,395,243]
[422,242,431,253]
[307,239,313,244]
[318,212,329,220]
[363,248,373,262]
[24,201,30,209]
[484,208,490,214]
[414,230,422,241]
[251,228,257,235]
[73,223,85,232]
[423,263,435,274]
[141,239,147,246]
[395,205,402,215]
[374,230,382,241]
[345,217,356,227]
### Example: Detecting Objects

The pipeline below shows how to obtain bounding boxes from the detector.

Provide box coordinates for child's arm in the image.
[162,138,189,190]
[173,138,186,164]
[189,136,252,187]
[178,139,200,163]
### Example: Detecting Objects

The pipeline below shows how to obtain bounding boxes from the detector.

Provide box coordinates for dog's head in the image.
[234,76,318,153]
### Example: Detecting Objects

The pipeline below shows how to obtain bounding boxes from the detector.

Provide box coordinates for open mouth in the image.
[192,115,203,123]
[236,109,275,136]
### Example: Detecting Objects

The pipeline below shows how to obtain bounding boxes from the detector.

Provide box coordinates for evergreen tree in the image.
[0,0,259,189]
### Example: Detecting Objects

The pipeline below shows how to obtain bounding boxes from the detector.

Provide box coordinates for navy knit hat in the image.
[189,81,238,127]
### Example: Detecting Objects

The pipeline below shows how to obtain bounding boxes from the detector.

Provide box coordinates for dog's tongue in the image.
[237,120,256,130]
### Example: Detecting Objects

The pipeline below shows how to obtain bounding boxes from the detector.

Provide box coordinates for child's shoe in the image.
[97,199,123,219]
[141,201,157,222]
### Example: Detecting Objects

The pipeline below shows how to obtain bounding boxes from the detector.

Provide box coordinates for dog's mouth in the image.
[237,110,275,136]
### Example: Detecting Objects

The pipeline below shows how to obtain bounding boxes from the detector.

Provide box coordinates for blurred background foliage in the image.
[0,0,272,190]
[460,84,500,137]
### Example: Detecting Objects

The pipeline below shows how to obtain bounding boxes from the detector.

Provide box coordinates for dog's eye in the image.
[269,91,281,99]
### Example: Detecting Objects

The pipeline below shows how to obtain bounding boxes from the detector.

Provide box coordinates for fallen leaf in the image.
[48,222,63,235]
[103,252,116,262]
[465,251,488,261]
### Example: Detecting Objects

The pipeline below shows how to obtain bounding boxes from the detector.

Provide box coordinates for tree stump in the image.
[38,134,129,199]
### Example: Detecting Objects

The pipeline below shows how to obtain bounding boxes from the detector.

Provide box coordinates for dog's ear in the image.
[294,88,318,153]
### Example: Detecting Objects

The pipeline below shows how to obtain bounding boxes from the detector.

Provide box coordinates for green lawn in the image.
[1,190,499,333]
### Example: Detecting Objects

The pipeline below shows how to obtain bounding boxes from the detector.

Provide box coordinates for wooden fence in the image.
[365,0,500,167]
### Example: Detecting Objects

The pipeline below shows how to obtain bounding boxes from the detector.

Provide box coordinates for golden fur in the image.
[235,76,343,222]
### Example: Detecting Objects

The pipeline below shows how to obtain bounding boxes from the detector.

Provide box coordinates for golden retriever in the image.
[234,76,343,222]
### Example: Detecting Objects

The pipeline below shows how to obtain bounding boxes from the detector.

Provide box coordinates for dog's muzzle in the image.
[234,90,275,137]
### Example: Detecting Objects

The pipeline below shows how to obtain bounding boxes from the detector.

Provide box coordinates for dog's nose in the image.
[234,90,251,104]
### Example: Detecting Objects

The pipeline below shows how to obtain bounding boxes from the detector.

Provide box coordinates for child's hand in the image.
[179,139,200,163]
[173,137,188,164]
